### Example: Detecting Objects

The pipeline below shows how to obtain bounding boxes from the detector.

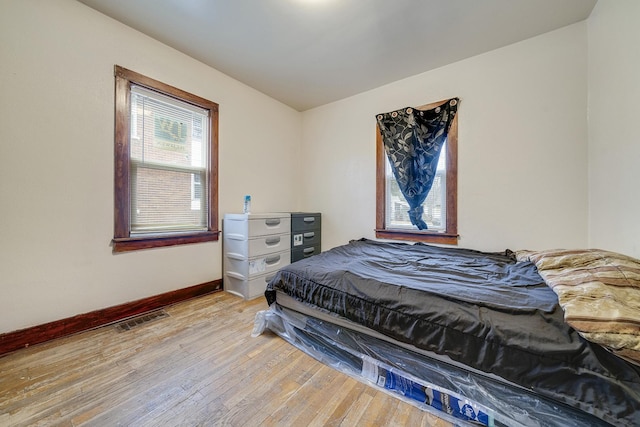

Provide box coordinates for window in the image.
[385,145,446,231]
[113,66,219,252]
[375,99,458,244]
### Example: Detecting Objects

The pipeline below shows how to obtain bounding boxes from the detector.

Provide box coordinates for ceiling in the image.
[77,0,597,111]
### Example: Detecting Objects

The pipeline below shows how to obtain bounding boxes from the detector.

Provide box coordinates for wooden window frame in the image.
[375,99,458,245]
[112,65,219,252]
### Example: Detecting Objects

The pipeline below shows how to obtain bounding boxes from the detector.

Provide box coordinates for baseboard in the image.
[0,279,222,357]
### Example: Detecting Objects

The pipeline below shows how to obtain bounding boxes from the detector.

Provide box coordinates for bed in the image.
[255,238,640,426]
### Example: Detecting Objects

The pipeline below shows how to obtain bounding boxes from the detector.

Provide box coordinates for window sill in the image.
[375,229,458,245]
[112,231,220,253]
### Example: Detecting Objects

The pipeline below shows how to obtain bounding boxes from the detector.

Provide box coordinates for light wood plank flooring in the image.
[0,292,452,426]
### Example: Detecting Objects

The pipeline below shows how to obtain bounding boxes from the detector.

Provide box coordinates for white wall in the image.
[588,0,640,259]
[4,0,632,336]
[0,0,301,334]
[301,23,589,252]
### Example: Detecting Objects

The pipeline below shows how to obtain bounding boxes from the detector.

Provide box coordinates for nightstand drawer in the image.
[225,271,276,300]
[224,250,290,279]
[292,245,321,262]
[291,213,321,233]
[291,230,320,248]
[225,232,290,258]
[247,233,290,256]
[224,213,291,239]
[248,216,291,237]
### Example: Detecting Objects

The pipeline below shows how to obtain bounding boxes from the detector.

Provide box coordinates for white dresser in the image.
[223,213,291,299]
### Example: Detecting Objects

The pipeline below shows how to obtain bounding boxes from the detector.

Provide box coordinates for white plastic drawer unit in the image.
[223,213,291,300]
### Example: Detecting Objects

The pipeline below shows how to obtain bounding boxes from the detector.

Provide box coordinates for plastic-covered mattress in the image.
[263,239,640,426]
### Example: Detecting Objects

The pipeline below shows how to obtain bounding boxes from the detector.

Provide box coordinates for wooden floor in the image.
[0,292,452,426]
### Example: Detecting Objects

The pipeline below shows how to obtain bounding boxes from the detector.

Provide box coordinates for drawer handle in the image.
[303,232,315,239]
[265,255,280,265]
[265,236,281,246]
[265,218,281,226]
[303,247,315,256]
[226,252,246,261]
[303,217,315,223]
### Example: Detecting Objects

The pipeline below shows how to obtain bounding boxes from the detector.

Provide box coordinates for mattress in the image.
[258,295,607,426]
[264,239,640,426]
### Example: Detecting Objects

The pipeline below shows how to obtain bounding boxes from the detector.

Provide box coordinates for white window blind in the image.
[129,85,209,235]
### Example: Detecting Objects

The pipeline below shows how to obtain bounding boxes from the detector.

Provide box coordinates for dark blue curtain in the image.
[376,98,459,230]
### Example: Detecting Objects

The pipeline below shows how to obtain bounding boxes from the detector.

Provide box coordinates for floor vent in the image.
[114,310,169,332]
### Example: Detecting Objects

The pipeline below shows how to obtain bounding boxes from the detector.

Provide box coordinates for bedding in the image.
[263,239,640,426]
[517,249,640,366]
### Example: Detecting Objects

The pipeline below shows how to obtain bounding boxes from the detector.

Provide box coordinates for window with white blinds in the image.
[113,66,219,252]
[130,85,209,234]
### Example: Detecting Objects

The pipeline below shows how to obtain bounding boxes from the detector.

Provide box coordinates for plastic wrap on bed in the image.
[265,239,640,425]
[254,304,610,427]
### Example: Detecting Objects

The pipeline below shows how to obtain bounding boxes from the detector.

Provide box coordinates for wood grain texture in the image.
[0,292,452,427]
[0,280,222,356]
